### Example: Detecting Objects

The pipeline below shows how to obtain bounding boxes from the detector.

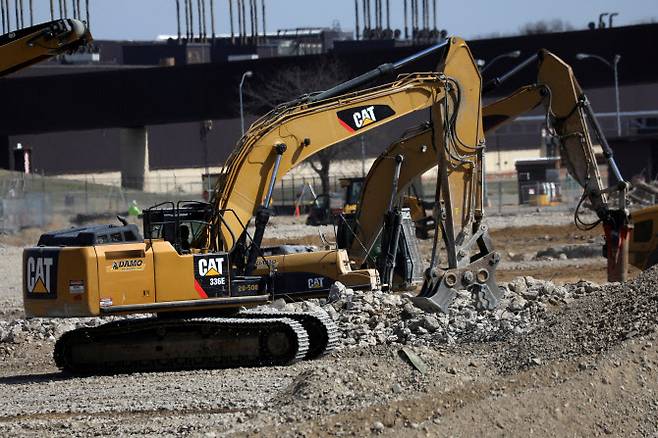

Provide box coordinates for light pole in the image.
[239,70,253,135]
[576,53,622,136]
[479,50,521,74]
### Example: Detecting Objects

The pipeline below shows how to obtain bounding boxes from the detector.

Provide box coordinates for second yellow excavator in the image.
[337,49,631,313]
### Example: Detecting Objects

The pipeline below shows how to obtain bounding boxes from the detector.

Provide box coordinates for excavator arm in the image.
[0,19,91,77]
[483,50,630,281]
[345,49,631,310]
[207,38,490,280]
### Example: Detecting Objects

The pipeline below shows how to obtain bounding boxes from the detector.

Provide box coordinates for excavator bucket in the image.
[411,248,503,313]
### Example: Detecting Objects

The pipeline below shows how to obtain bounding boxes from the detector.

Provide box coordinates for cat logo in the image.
[26,257,53,294]
[336,104,395,133]
[198,257,224,277]
[25,250,59,298]
[352,106,377,128]
[308,277,325,289]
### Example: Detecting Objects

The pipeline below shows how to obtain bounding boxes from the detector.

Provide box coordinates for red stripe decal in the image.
[194,279,208,298]
[338,118,355,133]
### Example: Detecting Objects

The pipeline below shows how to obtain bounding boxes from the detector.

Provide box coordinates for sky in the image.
[18,0,658,40]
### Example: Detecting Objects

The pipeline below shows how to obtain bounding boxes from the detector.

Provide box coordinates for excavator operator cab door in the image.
[143,201,214,254]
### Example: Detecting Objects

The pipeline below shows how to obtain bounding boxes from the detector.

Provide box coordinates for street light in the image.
[479,50,521,74]
[576,52,622,136]
[239,70,253,135]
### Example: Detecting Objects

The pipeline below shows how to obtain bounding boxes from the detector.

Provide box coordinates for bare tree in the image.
[519,18,574,35]
[243,60,350,195]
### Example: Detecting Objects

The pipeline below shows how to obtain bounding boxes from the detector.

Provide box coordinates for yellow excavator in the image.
[23,37,501,373]
[337,49,632,312]
[0,18,90,77]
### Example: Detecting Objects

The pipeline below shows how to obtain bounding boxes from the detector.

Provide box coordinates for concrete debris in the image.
[249,275,603,351]
[398,347,428,374]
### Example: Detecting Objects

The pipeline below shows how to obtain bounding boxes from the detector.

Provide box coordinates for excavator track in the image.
[54,316,309,375]
[239,310,338,359]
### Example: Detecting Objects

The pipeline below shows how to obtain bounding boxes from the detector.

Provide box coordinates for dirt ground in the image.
[0,212,655,436]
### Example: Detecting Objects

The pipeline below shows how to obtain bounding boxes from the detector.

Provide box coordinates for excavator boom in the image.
[0,18,90,77]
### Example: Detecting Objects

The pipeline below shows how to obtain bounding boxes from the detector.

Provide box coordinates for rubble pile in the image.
[500,266,658,371]
[265,276,603,350]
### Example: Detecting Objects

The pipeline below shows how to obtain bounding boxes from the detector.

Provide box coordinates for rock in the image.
[401,302,423,320]
[558,253,568,260]
[521,289,539,301]
[508,297,528,312]
[327,281,347,303]
[508,278,527,294]
[271,298,287,310]
[530,357,542,366]
[372,421,385,432]
[421,315,441,333]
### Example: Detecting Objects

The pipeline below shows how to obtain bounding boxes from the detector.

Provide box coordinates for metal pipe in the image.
[200,0,206,42]
[309,39,449,103]
[237,0,242,41]
[377,0,381,30]
[240,0,246,43]
[184,0,189,39]
[76,0,80,20]
[253,0,258,43]
[354,0,359,40]
[261,0,265,38]
[210,0,215,40]
[175,0,181,40]
[85,0,89,28]
[410,0,415,38]
[239,70,253,134]
[19,0,23,27]
[14,0,18,29]
[264,145,286,208]
[613,55,621,136]
[386,0,390,30]
[58,0,62,19]
[228,0,234,41]
[28,0,31,26]
[388,155,404,211]
[432,0,436,30]
[582,96,624,183]
[196,0,202,41]
[3,0,8,32]
[189,0,195,40]
[483,53,539,94]
[404,0,409,40]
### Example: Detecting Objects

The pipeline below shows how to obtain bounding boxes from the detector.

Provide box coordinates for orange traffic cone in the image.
[294,204,300,217]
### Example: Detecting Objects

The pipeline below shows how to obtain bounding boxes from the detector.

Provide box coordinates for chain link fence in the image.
[0,169,588,233]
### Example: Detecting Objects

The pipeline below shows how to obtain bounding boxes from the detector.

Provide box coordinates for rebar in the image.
[209,0,215,40]
[196,0,202,42]
[404,0,409,40]
[260,0,265,38]
[354,0,359,40]
[175,0,181,40]
[228,0,234,40]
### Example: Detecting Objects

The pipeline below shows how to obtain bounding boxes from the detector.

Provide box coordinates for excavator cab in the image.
[143,201,214,254]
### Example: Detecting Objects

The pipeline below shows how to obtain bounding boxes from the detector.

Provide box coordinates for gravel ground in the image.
[1,212,657,436]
